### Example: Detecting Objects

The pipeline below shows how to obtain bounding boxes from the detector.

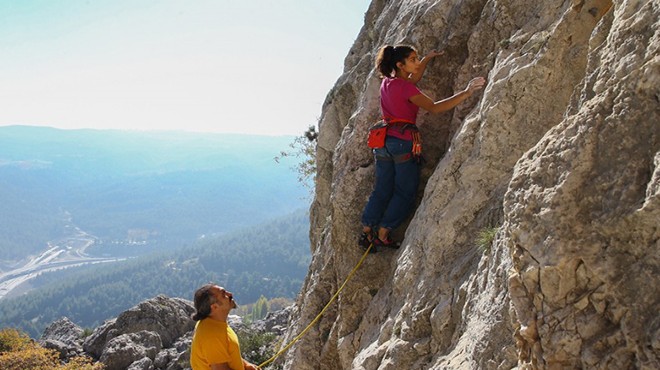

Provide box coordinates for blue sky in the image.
[0,0,370,135]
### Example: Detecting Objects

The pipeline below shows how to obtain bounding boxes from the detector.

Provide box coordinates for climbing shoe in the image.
[358,231,378,253]
[373,237,400,249]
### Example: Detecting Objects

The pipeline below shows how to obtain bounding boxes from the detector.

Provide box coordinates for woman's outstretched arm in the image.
[407,50,443,84]
[409,77,486,113]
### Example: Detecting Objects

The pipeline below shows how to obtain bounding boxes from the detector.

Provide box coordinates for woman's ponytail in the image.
[375,44,417,78]
[376,45,395,77]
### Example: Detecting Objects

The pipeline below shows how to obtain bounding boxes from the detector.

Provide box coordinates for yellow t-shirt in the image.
[190,319,244,370]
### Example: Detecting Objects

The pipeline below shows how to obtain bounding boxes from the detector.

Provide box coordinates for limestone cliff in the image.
[282,0,658,369]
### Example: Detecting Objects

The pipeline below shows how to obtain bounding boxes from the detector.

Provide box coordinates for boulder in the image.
[84,295,194,358]
[39,317,85,359]
[127,357,155,370]
[40,316,84,345]
[165,350,192,370]
[40,339,79,359]
[154,348,178,369]
[99,331,162,370]
[162,332,192,370]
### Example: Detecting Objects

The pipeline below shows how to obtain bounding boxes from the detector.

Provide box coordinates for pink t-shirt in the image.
[380,77,421,124]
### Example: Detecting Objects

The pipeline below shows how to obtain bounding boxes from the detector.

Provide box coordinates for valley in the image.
[0,226,123,300]
[0,127,311,336]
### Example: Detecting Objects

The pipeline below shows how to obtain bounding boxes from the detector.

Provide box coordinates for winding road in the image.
[0,228,123,300]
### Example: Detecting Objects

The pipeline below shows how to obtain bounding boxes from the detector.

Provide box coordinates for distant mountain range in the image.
[0,125,308,261]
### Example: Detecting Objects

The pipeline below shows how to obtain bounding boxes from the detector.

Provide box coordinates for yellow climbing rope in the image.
[258,242,374,368]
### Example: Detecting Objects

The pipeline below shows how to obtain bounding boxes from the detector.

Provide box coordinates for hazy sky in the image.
[0,0,370,135]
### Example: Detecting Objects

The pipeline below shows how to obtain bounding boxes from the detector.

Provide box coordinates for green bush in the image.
[238,331,278,369]
[475,227,499,253]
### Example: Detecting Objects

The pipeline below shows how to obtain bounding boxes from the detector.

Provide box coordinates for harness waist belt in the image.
[375,153,413,163]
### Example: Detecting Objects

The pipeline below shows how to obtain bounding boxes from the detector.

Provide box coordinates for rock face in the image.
[282,0,658,369]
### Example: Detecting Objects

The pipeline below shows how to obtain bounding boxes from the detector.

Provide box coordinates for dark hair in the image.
[375,45,417,77]
[192,283,216,321]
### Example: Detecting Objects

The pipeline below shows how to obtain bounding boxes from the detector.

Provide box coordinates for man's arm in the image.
[243,359,261,370]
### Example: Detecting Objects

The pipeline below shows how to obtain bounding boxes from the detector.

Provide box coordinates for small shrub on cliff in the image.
[81,327,94,339]
[275,125,317,191]
[499,38,511,48]
[475,226,499,253]
[0,328,103,370]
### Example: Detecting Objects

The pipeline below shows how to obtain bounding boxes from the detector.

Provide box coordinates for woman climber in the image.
[359,44,486,251]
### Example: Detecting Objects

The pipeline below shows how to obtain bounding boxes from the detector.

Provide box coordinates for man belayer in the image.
[189,284,260,370]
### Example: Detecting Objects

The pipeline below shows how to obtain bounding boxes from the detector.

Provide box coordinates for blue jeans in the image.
[361,136,420,230]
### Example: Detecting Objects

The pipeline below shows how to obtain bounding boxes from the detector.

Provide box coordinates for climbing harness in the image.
[375,152,413,163]
[258,242,374,368]
[367,117,423,160]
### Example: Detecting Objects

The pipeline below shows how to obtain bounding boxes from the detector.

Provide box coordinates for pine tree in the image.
[254,295,269,320]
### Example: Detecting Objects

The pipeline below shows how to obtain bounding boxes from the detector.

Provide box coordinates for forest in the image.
[0,210,310,338]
